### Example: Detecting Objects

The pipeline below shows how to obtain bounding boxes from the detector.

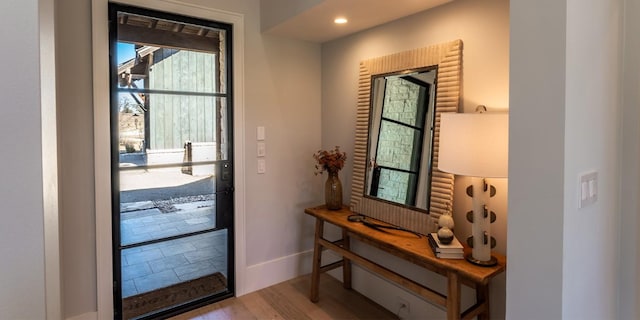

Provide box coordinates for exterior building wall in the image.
[149,49,218,150]
[375,77,421,204]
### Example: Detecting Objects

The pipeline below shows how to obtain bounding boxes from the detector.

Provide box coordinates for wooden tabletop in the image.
[305,205,506,285]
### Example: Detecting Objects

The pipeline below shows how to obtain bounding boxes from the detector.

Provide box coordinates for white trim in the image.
[40,0,61,318]
[91,1,113,319]
[91,0,246,317]
[243,250,314,294]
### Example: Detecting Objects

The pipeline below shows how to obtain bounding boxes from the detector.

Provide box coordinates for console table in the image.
[305,205,506,320]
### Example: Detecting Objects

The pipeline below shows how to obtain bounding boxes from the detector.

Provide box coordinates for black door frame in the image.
[108,4,235,318]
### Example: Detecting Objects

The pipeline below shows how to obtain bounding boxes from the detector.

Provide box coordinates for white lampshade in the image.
[438,113,508,178]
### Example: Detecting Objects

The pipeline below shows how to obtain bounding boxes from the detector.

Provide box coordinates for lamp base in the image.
[465,253,498,267]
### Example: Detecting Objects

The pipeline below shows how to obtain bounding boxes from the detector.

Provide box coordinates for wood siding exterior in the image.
[149,49,217,150]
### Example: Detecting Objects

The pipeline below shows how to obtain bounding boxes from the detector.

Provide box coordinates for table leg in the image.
[310,219,324,302]
[342,228,352,289]
[476,283,490,320]
[446,271,461,320]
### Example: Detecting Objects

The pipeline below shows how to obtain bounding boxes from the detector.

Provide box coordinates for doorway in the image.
[109,4,234,319]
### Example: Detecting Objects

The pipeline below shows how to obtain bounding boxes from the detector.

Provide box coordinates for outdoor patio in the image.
[120,200,228,297]
[118,164,227,298]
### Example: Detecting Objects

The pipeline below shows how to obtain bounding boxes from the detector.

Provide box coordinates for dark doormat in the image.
[122,272,227,319]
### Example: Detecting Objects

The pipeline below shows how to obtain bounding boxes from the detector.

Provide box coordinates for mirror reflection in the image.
[365,68,437,210]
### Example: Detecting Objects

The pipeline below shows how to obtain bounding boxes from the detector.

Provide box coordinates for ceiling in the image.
[261,0,454,43]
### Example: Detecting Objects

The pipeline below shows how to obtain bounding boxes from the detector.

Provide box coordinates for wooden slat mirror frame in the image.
[350,39,462,235]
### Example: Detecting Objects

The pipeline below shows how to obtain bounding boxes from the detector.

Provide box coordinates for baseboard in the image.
[241,250,314,295]
[65,311,97,320]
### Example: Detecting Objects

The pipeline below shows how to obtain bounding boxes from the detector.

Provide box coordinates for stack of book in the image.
[427,233,464,259]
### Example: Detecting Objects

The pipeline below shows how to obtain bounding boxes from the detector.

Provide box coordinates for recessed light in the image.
[334,17,348,24]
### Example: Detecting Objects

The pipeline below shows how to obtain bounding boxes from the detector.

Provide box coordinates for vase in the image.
[325,170,343,210]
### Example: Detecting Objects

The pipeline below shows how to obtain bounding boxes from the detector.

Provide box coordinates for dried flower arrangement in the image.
[313,146,347,175]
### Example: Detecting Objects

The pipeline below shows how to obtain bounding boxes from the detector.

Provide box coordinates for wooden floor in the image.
[169,274,398,319]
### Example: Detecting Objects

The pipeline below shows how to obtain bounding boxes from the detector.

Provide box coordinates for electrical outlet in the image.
[395,297,410,318]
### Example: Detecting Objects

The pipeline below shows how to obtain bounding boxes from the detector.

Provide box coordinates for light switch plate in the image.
[257,126,265,141]
[257,158,266,174]
[257,142,266,157]
[578,171,598,208]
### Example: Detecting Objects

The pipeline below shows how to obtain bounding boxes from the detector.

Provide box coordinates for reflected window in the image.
[367,69,436,207]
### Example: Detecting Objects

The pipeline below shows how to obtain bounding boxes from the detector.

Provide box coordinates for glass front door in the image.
[109,5,234,319]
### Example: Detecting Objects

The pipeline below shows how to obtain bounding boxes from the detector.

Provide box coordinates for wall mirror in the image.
[366,68,436,209]
[350,40,461,235]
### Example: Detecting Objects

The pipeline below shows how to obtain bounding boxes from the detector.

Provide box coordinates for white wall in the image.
[508,1,566,317]
[0,0,60,318]
[241,32,321,268]
[562,1,621,318]
[509,0,623,319]
[0,0,46,317]
[321,0,509,318]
